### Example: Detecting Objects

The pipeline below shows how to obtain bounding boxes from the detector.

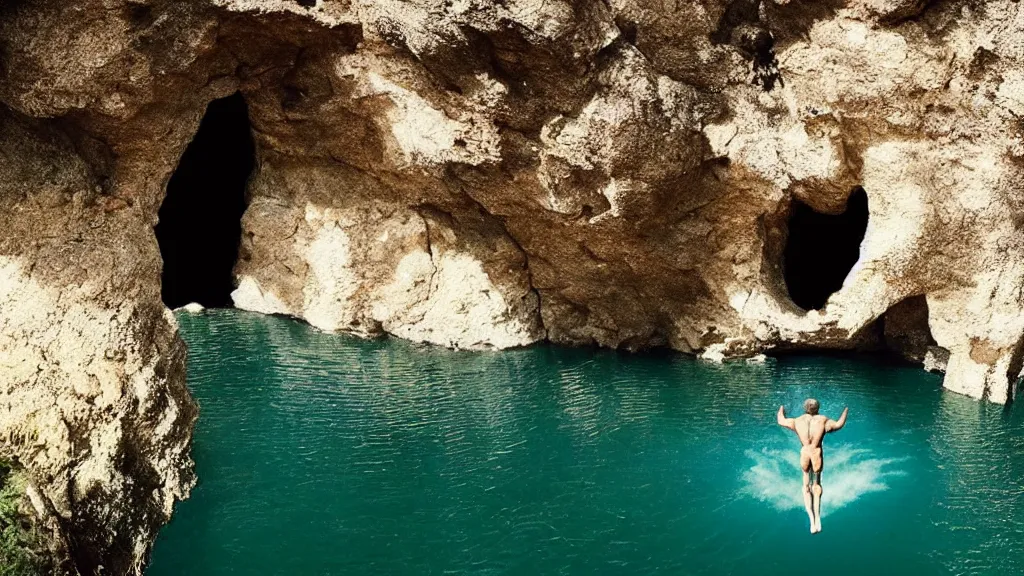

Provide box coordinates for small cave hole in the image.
[126,3,155,28]
[746,29,782,91]
[881,294,938,364]
[614,17,639,45]
[783,187,869,311]
[155,92,255,309]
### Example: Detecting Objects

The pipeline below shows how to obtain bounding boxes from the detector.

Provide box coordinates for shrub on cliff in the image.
[0,461,42,576]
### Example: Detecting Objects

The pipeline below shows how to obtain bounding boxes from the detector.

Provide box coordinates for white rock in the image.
[923,346,950,374]
[177,302,205,314]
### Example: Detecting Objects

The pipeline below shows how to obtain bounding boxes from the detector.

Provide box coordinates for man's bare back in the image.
[776,399,848,534]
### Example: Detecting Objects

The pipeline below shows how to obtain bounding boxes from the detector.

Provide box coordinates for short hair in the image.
[804,398,820,415]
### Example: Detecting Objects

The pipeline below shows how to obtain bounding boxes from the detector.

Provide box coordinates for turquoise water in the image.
[149,310,1024,575]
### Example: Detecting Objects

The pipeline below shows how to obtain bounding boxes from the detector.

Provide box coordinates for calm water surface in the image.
[148,310,1024,575]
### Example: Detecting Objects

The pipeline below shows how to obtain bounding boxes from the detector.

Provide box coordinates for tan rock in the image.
[0,111,196,574]
[5,0,1024,570]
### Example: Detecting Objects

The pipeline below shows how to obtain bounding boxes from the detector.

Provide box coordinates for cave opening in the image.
[783,187,869,311]
[880,294,939,364]
[155,92,255,309]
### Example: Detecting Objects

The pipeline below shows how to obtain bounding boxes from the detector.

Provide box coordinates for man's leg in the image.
[802,471,815,532]
[811,471,823,533]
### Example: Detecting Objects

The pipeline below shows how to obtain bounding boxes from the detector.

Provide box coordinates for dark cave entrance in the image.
[783,187,869,311]
[880,294,938,364]
[155,92,255,309]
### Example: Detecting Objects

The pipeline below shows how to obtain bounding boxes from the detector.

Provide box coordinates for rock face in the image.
[3,0,1024,571]
[0,112,197,573]
[0,1,217,572]
[223,0,1024,404]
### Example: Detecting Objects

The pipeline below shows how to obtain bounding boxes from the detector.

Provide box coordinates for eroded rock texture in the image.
[0,1,216,572]
[0,110,197,572]
[223,0,1024,405]
[3,0,1024,571]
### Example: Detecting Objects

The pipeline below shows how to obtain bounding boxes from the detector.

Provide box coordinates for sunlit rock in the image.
[5,0,1024,570]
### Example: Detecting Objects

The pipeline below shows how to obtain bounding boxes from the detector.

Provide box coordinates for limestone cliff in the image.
[2,0,1024,572]
[225,0,1024,405]
[0,111,197,573]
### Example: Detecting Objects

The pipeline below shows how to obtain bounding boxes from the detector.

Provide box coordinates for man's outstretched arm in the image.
[777,405,796,430]
[826,407,849,433]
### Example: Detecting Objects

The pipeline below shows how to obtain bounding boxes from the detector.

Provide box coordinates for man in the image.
[777,399,848,533]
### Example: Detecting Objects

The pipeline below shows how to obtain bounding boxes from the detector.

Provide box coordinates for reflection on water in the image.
[148,310,1024,576]
[741,446,906,515]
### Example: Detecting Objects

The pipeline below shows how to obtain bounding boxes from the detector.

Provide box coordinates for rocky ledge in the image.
[3,0,1024,572]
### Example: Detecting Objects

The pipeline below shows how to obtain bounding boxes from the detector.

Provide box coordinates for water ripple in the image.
[149,310,1024,576]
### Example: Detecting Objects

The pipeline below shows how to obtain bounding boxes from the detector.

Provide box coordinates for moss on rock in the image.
[0,462,45,576]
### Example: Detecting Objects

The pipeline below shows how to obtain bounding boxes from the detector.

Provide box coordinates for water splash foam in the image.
[740,445,905,516]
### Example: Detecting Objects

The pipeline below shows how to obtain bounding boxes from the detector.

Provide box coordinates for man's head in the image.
[804,398,820,415]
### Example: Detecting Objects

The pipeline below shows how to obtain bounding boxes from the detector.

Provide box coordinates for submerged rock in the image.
[3,0,1024,570]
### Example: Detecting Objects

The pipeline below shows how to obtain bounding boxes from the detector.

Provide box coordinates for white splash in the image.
[740,445,905,516]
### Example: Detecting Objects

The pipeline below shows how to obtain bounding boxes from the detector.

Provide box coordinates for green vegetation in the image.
[0,461,43,576]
